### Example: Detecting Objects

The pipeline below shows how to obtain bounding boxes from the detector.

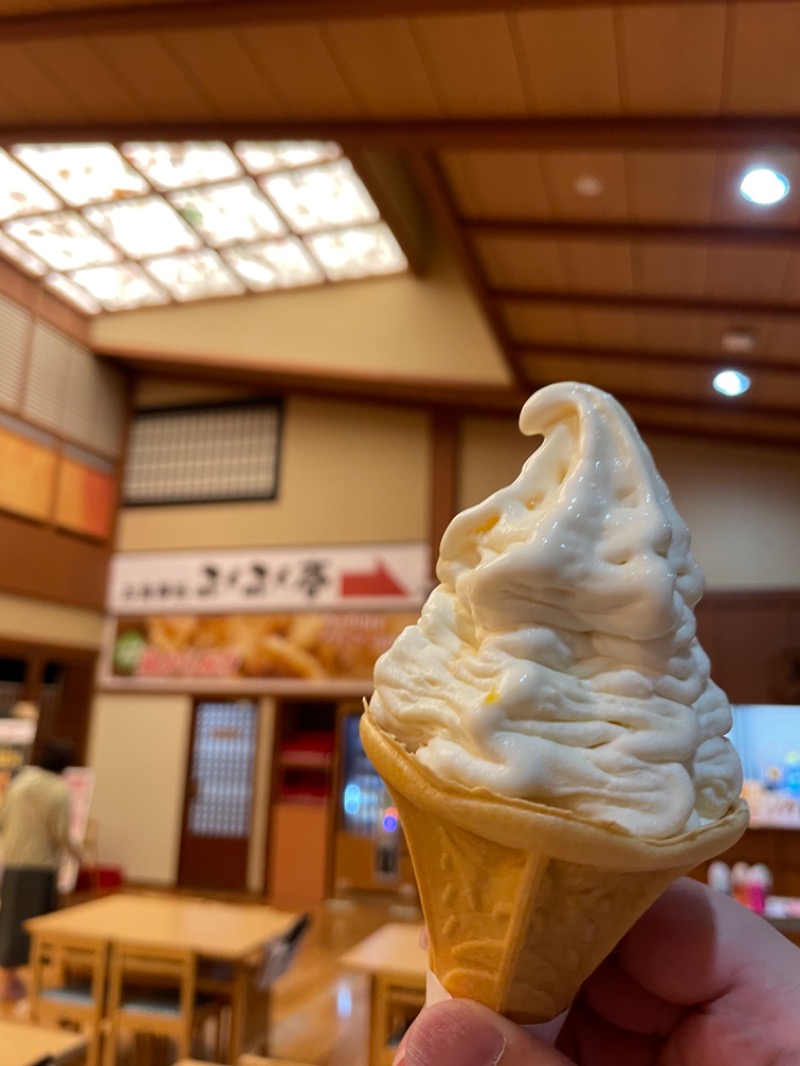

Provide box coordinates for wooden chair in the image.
[103,943,221,1066]
[28,931,108,1066]
[198,913,312,1060]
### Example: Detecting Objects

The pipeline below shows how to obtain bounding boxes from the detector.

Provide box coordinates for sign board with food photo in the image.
[102,544,429,694]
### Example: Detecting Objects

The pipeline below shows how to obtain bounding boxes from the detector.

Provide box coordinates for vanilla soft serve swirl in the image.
[370,382,742,839]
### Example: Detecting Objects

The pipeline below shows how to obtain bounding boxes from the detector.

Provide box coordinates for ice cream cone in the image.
[361,709,748,1024]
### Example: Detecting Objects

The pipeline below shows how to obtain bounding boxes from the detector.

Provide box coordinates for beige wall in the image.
[87,693,192,884]
[118,394,430,552]
[92,241,511,388]
[459,414,800,590]
[0,592,104,648]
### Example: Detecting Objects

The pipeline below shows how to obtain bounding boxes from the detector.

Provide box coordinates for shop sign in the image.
[107,543,431,614]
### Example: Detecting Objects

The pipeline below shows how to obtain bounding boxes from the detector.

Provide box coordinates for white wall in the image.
[87,693,192,884]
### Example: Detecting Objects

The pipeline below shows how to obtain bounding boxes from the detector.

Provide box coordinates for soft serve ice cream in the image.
[370,382,742,840]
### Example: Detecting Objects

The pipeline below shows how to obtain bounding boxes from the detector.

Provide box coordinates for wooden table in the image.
[27,893,300,1062]
[0,1018,87,1066]
[341,923,426,1066]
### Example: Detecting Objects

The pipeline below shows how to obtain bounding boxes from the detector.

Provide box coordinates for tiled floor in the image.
[0,891,421,1065]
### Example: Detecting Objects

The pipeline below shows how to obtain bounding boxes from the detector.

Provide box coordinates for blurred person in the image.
[397,878,800,1066]
[0,738,82,1000]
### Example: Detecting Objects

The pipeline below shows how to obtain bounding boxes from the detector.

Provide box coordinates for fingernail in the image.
[406,1009,506,1066]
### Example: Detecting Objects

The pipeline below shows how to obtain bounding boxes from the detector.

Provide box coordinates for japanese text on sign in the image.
[108,544,430,615]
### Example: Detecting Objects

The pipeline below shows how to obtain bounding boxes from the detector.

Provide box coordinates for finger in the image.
[557,997,661,1066]
[616,877,799,1007]
[401,999,574,1066]
[580,952,686,1036]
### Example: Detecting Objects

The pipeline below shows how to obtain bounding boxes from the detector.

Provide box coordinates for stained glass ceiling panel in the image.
[168,181,285,246]
[145,249,245,301]
[0,231,46,276]
[234,140,341,174]
[261,159,379,233]
[44,272,101,315]
[122,141,241,191]
[84,197,201,259]
[221,237,323,290]
[0,150,60,220]
[5,212,119,271]
[0,140,408,313]
[13,144,148,206]
[70,263,168,312]
[307,223,408,280]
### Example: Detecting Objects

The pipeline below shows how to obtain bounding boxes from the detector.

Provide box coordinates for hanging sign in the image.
[108,543,431,614]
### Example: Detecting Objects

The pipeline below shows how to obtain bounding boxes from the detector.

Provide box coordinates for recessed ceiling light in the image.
[721,329,756,354]
[739,167,790,205]
[713,369,751,397]
[574,174,604,198]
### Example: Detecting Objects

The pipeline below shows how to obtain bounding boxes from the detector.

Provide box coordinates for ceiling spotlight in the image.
[574,174,604,198]
[713,369,751,397]
[739,167,790,205]
[721,329,756,354]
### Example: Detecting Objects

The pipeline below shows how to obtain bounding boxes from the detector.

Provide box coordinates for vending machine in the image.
[333,706,415,893]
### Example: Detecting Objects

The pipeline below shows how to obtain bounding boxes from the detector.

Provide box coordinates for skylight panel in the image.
[260,159,379,232]
[223,237,323,290]
[0,231,47,276]
[122,141,242,191]
[13,143,148,206]
[169,180,286,246]
[84,197,201,259]
[70,263,169,311]
[44,272,101,314]
[5,212,119,271]
[144,249,245,301]
[306,223,408,280]
[0,139,408,313]
[0,149,61,219]
[234,140,341,174]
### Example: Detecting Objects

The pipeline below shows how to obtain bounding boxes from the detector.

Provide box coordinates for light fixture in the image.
[713,369,751,397]
[0,140,408,312]
[739,167,790,205]
[721,329,756,354]
[574,174,604,198]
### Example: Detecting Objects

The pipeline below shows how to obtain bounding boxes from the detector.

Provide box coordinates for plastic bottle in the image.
[746,864,773,915]
[707,860,732,895]
[731,862,751,906]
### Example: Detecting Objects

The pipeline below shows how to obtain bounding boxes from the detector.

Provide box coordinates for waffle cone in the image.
[361,709,748,1024]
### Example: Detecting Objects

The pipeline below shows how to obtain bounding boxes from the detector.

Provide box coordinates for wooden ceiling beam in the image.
[494,287,800,321]
[468,219,800,247]
[0,0,740,42]
[408,152,529,391]
[1,116,800,153]
[514,342,800,377]
[97,345,528,415]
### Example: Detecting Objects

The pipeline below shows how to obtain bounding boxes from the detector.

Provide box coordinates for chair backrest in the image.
[30,933,107,1008]
[108,943,196,1019]
[253,913,312,990]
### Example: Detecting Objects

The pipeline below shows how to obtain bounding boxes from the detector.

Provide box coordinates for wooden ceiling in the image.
[3,0,800,446]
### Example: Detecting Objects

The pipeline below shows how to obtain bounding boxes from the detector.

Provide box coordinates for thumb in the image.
[400,999,574,1066]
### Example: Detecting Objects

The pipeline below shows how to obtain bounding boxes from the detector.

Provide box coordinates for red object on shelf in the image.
[75,865,123,892]
[281,730,335,756]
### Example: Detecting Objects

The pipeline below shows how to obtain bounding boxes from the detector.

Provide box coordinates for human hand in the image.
[397,877,800,1066]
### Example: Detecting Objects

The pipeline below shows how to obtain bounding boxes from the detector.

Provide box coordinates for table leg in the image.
[369,974,386,1066]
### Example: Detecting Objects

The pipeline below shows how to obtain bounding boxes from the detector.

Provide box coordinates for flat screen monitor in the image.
[730,704,800,828]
